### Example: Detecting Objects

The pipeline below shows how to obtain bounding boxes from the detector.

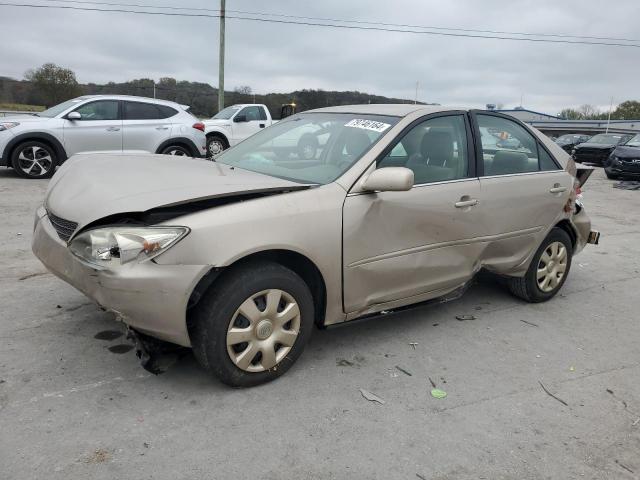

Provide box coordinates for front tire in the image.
[207,135,228,158]
[507,228,573,303]
[605,169,619,180]
[191,261,314,387]
[11,141,57,179]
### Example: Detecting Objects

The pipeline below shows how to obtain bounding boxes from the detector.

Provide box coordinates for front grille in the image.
[47,211,78,242]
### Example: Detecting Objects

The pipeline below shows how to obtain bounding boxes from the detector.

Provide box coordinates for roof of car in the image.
[77,94,188,109]
[307,104,454,117]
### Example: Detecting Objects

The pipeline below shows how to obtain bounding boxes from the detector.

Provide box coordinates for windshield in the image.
[215,113,399,184]
[589,134,623,145]
[212,106,240,120]
[625,134,640,147]
[38,98,86,118]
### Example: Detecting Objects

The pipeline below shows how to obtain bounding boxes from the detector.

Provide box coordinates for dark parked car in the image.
[572,133,633,165]
[604,134,640,179]
[555,134,592,153]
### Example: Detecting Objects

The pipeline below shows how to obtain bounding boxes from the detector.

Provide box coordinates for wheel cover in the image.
[226,289,301,373]
[208,139,224,156]
[167,148,187,156]
[536,241,568,293]
[17,146,52,177]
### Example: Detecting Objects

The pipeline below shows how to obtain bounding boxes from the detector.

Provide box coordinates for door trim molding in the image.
[347,225,544,268]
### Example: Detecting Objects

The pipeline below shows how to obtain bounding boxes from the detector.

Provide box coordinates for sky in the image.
[1,0,638,115]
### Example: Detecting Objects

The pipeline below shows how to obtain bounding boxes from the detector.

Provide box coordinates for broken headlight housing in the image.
[69,226,189,268]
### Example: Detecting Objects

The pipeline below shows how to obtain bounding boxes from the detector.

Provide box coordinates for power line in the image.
[2,2,640,48]
[40,0,640,43]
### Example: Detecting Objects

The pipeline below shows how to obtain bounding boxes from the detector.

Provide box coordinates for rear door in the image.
[122,101,176,153]
[62,100,122,156]
[342,113,482,314]
[470,112,572,271]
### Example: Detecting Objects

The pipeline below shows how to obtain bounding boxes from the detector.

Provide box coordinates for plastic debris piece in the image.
[409,342,418,349]
[428,377,437,388]
[569,366,575,372]
[456,315,476,321]
[395,366,412,376]
[359,389,385,405]
[431,388,447,399]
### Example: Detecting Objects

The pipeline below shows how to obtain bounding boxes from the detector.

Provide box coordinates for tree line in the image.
[0,63,425,118]
[2,63,639,120]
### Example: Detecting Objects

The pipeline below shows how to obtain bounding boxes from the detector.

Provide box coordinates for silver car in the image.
[32,105,599,386]
[0,95,207,178]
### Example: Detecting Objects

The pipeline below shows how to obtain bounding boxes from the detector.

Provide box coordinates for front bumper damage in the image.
[32,207,210,346]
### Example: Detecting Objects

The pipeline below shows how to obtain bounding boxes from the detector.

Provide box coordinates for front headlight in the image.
[69,226,189,268]
[0,122,20,132]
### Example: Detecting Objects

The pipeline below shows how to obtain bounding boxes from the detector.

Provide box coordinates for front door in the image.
[63,100,122,156]
[231,106,267,145]
[342,113,482,314]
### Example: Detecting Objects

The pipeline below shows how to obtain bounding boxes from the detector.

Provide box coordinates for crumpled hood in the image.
[612,145,640,159]
[45,153,306,229]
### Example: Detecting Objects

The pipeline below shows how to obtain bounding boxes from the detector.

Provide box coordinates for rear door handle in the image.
[455,199,479,208]
[155,126,169,130]
[549,185,567,194]
[105,127,120,132]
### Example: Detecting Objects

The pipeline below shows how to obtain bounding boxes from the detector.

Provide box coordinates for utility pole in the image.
[218,0,226,112]
[606,96,613,133]
[414,81,419,104]
[153,82,156,99]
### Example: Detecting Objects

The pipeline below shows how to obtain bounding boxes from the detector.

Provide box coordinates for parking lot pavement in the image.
[1,167,639,480]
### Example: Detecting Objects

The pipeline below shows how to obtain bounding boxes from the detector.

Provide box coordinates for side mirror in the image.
[362,167,414,192]
[234,114,248,123]
[67,111,82,121]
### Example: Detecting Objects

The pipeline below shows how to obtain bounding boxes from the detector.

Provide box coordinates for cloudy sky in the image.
[1,0,638,114]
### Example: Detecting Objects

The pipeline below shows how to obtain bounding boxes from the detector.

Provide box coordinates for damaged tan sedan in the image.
[33,105,599,386]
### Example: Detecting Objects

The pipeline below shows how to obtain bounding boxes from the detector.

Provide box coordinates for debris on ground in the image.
[569,366,575,372]
[395,366,412,376]
[359,389,385,405]
[520,320,539,327]
[456,315,476,321]
[409,342,418,350]
[431,389,447,399]
[615,460,635,474]
[428,377,437,388]
[336,358,355,367]
[538,381,569,406]
[85,448,111,464]
[416,474,427,480]
[127,329,186,375]
[614,180,640,191]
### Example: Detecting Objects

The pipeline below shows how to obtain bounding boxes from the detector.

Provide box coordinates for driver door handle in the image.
[259,123,265,128]
[455,198,479,208]
[549,185,567,194]
[105,126,120,132]
[155,126,169,130]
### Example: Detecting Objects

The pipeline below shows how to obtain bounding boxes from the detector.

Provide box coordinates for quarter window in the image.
[124,102,176,120]
[378,115,469,184]
[73,101,119,121]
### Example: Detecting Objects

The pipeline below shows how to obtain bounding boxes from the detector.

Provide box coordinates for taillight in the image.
[192,122,205,132]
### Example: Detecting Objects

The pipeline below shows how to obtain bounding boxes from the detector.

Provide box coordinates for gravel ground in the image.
[1,167,639,480]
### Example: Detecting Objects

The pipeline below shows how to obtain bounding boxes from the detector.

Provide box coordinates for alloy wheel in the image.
[166,148,188,156]
[16,146,53,177]
[536,241,568,293]
[226,289,301,372]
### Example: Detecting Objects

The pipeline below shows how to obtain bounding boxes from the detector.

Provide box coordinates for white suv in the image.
[0,95,207,178]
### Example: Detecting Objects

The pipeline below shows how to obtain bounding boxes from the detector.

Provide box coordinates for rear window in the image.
[124,102,177,120]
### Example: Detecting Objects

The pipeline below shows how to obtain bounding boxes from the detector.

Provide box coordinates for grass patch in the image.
[0,103,45,112]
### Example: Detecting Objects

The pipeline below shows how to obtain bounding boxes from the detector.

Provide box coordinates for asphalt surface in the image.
[1,167,639,480]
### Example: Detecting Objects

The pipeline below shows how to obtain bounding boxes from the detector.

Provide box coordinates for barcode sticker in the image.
[344,119,392,133]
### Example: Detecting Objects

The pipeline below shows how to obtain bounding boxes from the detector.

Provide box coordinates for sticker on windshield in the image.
[344,119,392,133]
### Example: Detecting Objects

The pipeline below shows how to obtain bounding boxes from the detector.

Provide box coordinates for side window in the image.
[378,115,468,184]
[258,107,268,121]
[477,114,539,176]
[74,101,119,121]
[124,102,164,120]
[158,105,178,118]
[539,147,560,171]
[239,106,261,121]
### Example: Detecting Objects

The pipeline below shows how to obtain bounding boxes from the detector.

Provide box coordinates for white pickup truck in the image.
[203,103,302,157]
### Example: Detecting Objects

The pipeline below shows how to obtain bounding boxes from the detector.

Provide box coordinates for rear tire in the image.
[507,228,573,303]
[161,145,191,157]
[605,169,619,180]
[11,141,57,179]
[191,261,314,387]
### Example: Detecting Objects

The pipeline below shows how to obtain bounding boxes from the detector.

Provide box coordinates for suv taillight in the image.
[192,122,205,132]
